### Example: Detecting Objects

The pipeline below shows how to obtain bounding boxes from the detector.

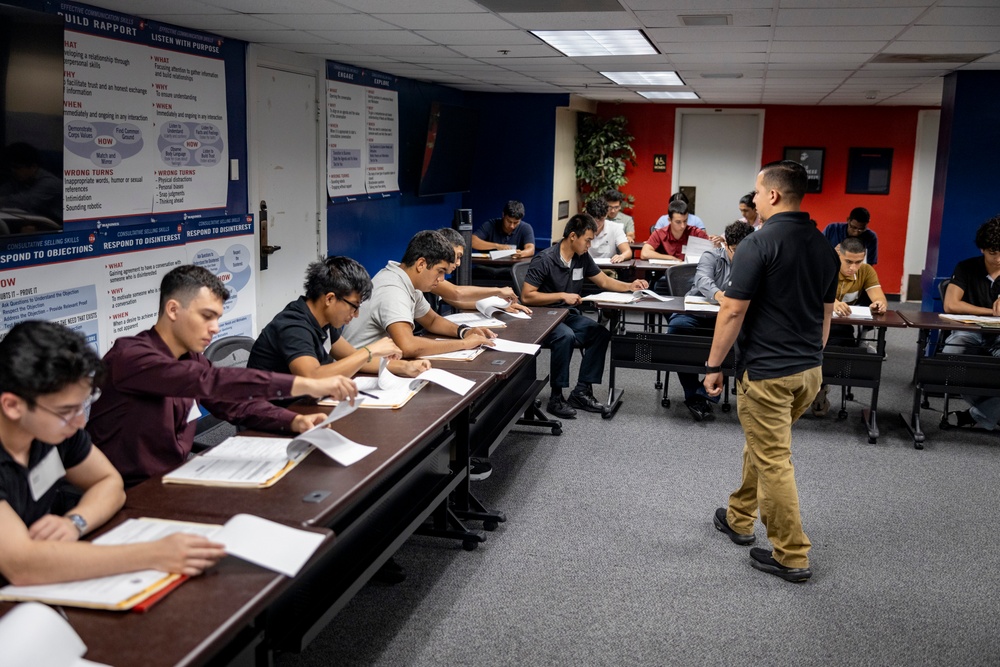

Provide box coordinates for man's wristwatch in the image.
[456,324,470,339]
[67,513,87,536]
[704,363,723,374]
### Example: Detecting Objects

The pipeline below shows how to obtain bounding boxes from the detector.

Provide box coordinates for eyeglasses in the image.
[847,221,868,233]
[32,389,102,426]
[607,204,621,211]
[340,296,361,314]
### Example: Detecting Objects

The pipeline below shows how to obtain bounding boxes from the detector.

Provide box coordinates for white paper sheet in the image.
[215,514,325,578]
[683,296,720,313]
[682,236,715,264]
[488,248,517,259]
[444,312,507,328]
[487,338,541,354]
[0,602,105,667]
[833,305,874,319]
[646,258,681,266]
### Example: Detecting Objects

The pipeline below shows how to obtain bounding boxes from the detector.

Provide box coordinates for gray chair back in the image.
[667,263,698,297]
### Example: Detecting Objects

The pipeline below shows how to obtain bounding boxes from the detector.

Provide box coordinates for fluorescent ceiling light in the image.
[601,71,683,86]
[532,30,657,57]
[639,91,700,100]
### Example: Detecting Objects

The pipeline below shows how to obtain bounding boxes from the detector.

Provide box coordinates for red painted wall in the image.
[596,103,935,294]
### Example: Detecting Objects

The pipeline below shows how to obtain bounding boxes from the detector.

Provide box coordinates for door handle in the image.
[259,200,281,270]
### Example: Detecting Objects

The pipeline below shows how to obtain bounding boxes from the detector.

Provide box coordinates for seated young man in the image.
[342,230,495,359]
[521,213,648,419]
[470,200,535,259]
[652,192,706,231]
[432,227,531,314]
[812,236,888,417]
[249,256,429,379]
[941,215,1000,430]
[668,221,754,421]
[642,200,713,262]
[584,198,631,263]
[823,206,878,265]
[87,265,358,488]
[0,321,225,586]
[604,189,635,243]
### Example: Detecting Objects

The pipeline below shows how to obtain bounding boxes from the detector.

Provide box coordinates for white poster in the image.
[185,215,256,340]
[365,87,399,195]
[326,80,365,199]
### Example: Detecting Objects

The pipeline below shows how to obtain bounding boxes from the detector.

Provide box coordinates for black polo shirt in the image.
[524,243,601,308]
[248,296,341,374]
[0,430,91,527]
[725,211,840,380]
[951,256,1000,308]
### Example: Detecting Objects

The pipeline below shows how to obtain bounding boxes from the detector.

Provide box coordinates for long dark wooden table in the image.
[897,311,1000,449]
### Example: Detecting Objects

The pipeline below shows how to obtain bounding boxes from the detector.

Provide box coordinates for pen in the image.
[358,390,379,399]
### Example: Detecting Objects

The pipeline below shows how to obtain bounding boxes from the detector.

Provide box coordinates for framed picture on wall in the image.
[846,147,893,195]
[783,147,824,193]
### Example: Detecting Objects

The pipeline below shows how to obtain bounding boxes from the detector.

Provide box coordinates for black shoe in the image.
[713,507,755,545]
[546,395,577,419]
[568,390,609,414]
[685,397,713,422]
[372,557,406,585]
[949,409,986,429]
[469,457,493,481]
[749,547,811,582]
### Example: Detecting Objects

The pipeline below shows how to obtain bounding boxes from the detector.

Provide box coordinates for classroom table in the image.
[0,509,334,667]
[469,254,530,288]
[897,311,1000,449]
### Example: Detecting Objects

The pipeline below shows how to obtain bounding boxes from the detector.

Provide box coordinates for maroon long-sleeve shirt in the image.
[87,328,298,488]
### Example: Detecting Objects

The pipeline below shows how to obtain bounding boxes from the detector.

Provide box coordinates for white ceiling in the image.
[85,0,1000,105]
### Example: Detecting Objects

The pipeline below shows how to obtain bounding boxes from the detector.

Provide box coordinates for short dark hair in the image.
[401,230,455,267]
[158,265,230,316]
[839,236,866,255]
[4,142,40,168]
[603,189,625,203]
[724,222,754,248]
[739,191,756,209]
[759,160,808,203]
[304,256,372,302]
[562,213,598,239]
[848,207,871,225]
[584,198,608,220]
[435,227,465,249]
[0,321,103,407]
[667,200,688,217]
[669,191,690,205]
[975,215,1000,252]
[503,200,525,219]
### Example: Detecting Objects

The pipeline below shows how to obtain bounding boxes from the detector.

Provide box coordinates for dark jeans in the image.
[545,310,611,390]
[667,312,714,400]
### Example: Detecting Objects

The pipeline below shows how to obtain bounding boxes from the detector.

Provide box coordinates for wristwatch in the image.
[67,513,87,536]
[704,363,723,374]
[456,324,470,339]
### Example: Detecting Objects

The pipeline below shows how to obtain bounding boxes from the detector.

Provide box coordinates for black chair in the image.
[193,335,256,450]
[510,259,530,299]
[666,263,698,297]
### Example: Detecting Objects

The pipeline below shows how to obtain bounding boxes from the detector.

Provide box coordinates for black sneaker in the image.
[713,507,755,545]
[546,395,577,419]
[749,547,811,582]
[469,457,493,481]
[568,390,609,414]
[684,396,713,422]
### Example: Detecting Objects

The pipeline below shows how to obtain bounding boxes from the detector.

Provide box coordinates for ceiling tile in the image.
[413,30,539,45]
[214,30,320,43]
[90,0,231,15]
[770,41,886,53]
[917,7,1000,25]
[773,26,903,41]
[882,40,1000,53]
[255,14,399,30]
[498,12,639,30]
[334,0,485,11]
[375,12,515,30]
[635,9,773,28]
[624,0,773,8]
[898,25,1000,41]
[664,42,769,54]
[307,30,433,45]
[645,27,773,42]
[669,53,767,64]
[449,44,561,58]
[776,7,925,26]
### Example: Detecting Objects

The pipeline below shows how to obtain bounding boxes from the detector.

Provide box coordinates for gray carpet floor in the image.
[277,310,1000,667]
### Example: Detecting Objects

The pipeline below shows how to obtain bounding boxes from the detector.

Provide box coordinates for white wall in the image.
[552,107,578,242]
[901,109,940,301]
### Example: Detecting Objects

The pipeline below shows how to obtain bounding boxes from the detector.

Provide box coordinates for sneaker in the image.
[469,457,493,481]
[948,409,989,430]
[713,507,755,545]
[811,385,830,417]
[749,547,811,583]
[684,396,713,422]
[546,395,577,419]
[568,390,609,414]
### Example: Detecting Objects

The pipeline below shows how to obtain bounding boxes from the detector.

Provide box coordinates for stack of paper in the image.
[684,295,720,313]
[327,358,475,408]
[164,400,374,486]
[582,289,671,304]
[833,305,875,320]
[488,248,517,259]
[445,312,507,328]
[645,258,681,266]
[0,515,328,610]
[941,313,1000,327]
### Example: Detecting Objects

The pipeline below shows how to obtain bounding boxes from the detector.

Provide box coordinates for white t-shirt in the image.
[342,261,430,348]
[589,220,628,259]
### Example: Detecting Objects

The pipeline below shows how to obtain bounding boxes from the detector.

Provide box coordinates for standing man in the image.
[941,215,1000,430]
[704,161,839,583]
[471,200,535,260]
[603,189,635,243]
[823,207,878,265]
[520,213,648,419]
[88,265,358,488]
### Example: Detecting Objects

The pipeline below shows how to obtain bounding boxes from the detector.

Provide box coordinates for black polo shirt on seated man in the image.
[524,242,601,306]
[248,296,340,374]
[725,211,839,380]
[0,430,90,528]
[951,256,1000,308]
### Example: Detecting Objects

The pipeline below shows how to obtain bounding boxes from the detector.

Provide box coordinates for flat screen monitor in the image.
[418,102,478,197]
[0,3,64,236]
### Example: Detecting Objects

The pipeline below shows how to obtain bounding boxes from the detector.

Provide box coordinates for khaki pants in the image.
[726,366,822,569]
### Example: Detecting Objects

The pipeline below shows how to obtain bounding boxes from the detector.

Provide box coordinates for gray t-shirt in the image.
[342,261,431,348]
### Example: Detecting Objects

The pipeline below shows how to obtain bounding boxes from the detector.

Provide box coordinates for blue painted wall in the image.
[922,71,1000,310]
[326,73,567,274]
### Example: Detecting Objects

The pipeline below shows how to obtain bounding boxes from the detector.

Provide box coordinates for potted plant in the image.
[574,114,636,208]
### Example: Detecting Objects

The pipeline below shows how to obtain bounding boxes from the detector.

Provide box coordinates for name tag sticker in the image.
[188,400,203,423]
[572,268,584,281]
[29,448,66,501]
